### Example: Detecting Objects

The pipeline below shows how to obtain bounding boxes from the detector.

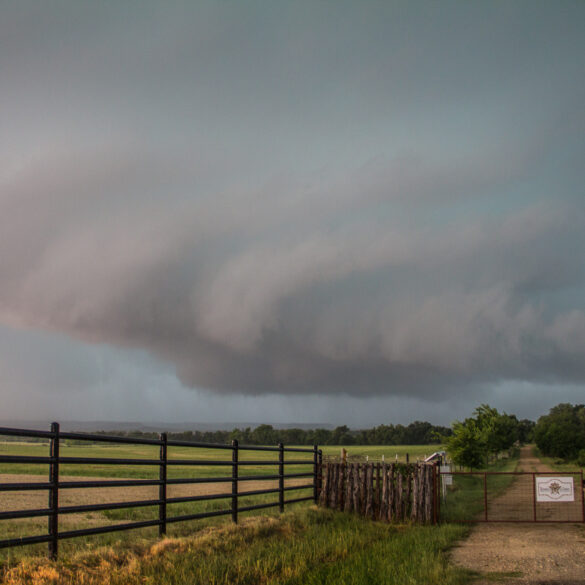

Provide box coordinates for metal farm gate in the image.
[438,470,585,523]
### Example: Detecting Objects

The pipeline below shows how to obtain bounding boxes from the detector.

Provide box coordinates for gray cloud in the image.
[1,0,584,414]
[1,144,584,399]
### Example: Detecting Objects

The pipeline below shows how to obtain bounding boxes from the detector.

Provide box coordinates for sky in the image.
[1,1,584,429]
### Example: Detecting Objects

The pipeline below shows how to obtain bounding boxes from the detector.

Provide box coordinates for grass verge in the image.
[530,446,584,473]
[1,507,471,585]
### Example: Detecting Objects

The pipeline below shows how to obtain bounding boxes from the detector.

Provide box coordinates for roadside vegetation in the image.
[531,446,585,472]
[533,403,585,467]
[0,507,472,585]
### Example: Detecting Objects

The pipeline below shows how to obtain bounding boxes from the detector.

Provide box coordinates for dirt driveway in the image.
[450,446,585,584]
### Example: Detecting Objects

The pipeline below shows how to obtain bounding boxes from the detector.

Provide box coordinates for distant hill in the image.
[0,420,335,433]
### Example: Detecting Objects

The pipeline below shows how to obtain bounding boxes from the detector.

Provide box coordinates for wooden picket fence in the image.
[319,462,437,524]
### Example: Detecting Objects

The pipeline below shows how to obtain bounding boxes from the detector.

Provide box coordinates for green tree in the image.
[446,404,520,469]
[404,421,434,444]
[309,428,332,445]
[534,403,585,460]
[251,424,276,445]
[445,419,486,470]
[329,425,354,445]
[517,419,535,444]
[472,404,519,462]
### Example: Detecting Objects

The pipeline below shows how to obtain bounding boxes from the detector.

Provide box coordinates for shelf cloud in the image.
[1,1,584,421]
[1,146,584,399]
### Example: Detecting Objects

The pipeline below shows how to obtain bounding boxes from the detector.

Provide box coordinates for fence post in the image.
[313,445,319,504]
[279,443,285,513]
[433,464,439,524]
[232,439,239,524]
[532,472,537,522]
[159,432,167,537]
[581,471,585,523]
[48,422,60,560]
[484,472,488,521]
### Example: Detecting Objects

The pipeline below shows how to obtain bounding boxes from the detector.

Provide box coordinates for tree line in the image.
[533,403,585,466]
[445,402,585,469]
[92,402,585,468]
[96,420,452,446]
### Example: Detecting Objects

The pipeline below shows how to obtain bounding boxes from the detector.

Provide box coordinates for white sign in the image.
[440,466,452,486]
[535,476,574,502]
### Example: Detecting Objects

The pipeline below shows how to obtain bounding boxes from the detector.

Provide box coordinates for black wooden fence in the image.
[0,423,322,559]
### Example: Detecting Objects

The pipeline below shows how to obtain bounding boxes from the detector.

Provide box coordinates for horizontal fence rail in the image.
[0,423,322,559]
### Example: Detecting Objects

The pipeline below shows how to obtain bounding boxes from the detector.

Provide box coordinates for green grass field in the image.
[0,442,437,478]
[0,441,480,584]
[0,441,443,562]
[320,444,441,461]
[1,508,472,585]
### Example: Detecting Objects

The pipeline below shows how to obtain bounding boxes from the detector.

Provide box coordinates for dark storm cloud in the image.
[1,1,584,403]
[1,147,584,398]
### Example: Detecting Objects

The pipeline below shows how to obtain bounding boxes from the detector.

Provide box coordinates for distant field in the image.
[0,442,441,478]
[319,444,442,461]
[0,441,313,478]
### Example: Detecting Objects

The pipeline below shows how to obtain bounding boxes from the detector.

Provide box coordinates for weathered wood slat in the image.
[396,471,403,521]
[352,464,360,512]
[330,464,338,509]
[406,468,411,522]
[359,464,366,515]
[318,461,437,525]
[410,465,420,522]
[375,463,381,518]
[380,463,388,521]
[388,464,395,523]
[344,463,353,513]
[365,465,373,518]
[338,463,345,510]
[425,465,433,524]
[319,463,329,507]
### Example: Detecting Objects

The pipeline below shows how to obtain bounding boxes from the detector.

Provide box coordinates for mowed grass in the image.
[0,507,472,585]
[320,444,441,461]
